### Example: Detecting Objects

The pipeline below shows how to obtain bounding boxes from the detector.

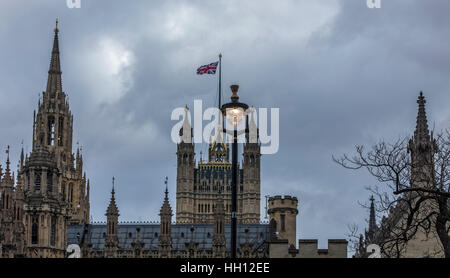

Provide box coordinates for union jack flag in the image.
[196,61,219,75]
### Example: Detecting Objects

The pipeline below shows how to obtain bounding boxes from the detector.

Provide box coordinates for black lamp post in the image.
[221,84,249,258]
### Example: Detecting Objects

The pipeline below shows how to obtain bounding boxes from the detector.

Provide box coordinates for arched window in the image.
[50,216,56,246]
[32,217,39,244]
[47,171,53,192]
[48,116,55,146]
[68,183,73,205]
[58,117,64,146]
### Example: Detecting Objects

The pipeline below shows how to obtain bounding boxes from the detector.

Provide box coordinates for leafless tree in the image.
[333,130,450,258]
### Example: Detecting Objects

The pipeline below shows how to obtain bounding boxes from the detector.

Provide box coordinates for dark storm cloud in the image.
[0,0,449,250]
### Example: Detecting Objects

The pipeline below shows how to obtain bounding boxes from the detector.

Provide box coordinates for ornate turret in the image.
[28,21,90,225]
[106,179,119,216]
[3,146,12,184]
[105,177,119,258]
[159,177,173,257]
[268,195,298,247]
[408,91,437,188]
[365,195,377,244]
[0,146,18,258]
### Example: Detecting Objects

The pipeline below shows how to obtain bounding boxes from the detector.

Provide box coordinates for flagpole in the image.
[218,53,222,109]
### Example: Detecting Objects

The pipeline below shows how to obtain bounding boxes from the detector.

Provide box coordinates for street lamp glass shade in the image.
[225,107,245,127]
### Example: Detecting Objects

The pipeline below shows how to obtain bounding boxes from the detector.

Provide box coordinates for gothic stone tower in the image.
[176,107,196,222]
[268,195,298,247]
[175,86,261,224]
[241,110,261,223]
[11,21,91,257]
[27,21,90,225]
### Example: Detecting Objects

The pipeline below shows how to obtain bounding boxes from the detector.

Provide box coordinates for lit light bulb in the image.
[226,107,244,127]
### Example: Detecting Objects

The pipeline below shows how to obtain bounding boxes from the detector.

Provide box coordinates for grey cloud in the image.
[0,0,449,249]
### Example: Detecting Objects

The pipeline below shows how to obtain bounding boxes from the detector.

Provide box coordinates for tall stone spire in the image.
[105,177,119,258]
[413,91,431,144]
[106,177,119,216]
[46,19,63,95]
[160,177,172,216]
[5,145,10,172]
[408,91,437,188]
[367,195,376,242]
[180,105,192,143]
[3,145,12,183]
[19,142,24,170]
[159,177,173,257]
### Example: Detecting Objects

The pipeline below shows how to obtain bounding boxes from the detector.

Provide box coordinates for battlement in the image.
[268,195,298,206]
[268,195,298,213]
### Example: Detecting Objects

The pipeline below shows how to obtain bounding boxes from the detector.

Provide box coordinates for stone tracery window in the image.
[48,116,56,146]
[35,172,42,192]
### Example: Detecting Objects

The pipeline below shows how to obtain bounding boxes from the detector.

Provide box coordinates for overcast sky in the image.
[0,0,449,250]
